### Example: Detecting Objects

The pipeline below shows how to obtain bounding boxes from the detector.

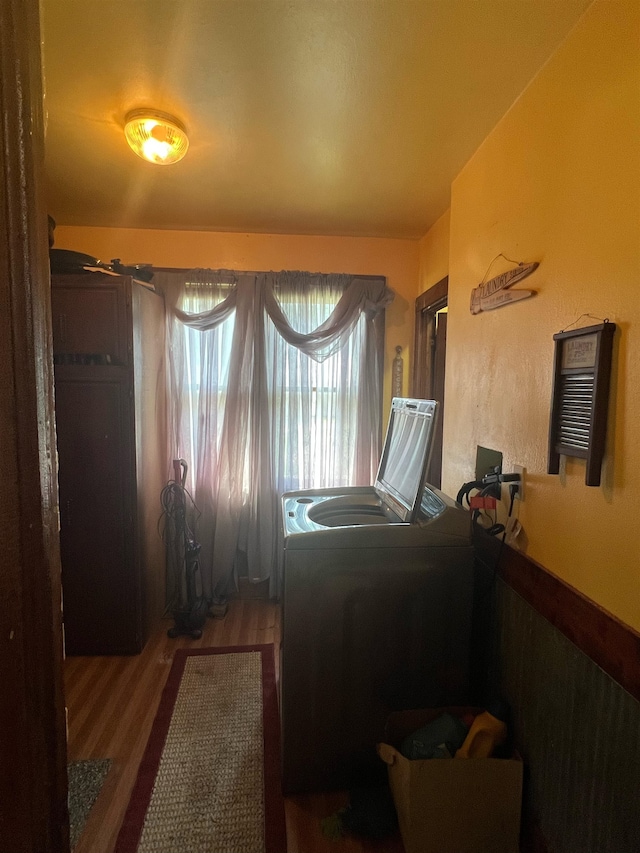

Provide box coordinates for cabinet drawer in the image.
[51,278,130,364]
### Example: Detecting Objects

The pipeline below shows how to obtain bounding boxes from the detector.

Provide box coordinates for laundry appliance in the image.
[280,398,474,793]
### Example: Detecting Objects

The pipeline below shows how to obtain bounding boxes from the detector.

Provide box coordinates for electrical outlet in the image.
[513,465,525,500]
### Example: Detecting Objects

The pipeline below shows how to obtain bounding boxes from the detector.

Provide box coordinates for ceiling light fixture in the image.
[124,109,189,165]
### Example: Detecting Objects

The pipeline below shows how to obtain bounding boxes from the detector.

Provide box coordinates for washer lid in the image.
[374,398,438,523]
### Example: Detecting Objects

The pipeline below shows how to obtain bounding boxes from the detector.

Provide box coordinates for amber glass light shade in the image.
[124,110,189,165]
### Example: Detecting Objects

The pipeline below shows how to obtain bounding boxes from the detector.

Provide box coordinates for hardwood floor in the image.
[64,599,404,853]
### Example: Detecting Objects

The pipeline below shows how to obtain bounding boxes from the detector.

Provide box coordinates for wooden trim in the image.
[0,0,69,850]
[413,277,448,488]
[415,276,448,313]
[412,276,448,398]
[475,531,640,703]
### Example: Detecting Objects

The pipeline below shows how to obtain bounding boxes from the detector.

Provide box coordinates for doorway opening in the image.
[412,276,448,489]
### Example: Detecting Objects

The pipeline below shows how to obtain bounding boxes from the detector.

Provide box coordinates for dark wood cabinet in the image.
[51,278,129,363]
[52,273,167,655]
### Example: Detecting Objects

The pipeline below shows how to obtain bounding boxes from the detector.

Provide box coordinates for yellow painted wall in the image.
[54,226,419,410]
[418,208,450,295]
[443,0,640,630]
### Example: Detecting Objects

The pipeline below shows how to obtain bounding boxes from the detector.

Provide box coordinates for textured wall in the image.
[418,208,450,295]
[442,0,640,630]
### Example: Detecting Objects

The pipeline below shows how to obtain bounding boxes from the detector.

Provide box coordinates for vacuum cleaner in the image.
[160,459,209,639]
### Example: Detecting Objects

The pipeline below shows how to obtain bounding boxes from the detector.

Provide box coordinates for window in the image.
[161,268,390,594]
[177,276,369,495]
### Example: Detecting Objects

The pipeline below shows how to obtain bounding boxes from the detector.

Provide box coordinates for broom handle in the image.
[173,458,188,488]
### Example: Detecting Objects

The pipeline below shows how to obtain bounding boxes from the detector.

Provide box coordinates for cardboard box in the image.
[378,708,523,853]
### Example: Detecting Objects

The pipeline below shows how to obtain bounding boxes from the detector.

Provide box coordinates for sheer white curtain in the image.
[155,268,393,600]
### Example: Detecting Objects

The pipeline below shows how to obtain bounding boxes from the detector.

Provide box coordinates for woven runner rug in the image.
[115,644,286,853]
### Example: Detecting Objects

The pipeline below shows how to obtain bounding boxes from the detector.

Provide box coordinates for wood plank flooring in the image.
[64,599,404,853]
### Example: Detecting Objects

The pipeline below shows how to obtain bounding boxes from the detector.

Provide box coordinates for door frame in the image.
[0,0,70,849]
[412,276,448,487]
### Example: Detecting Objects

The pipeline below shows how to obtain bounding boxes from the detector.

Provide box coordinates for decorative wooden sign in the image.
[547,321,616,486]
[470,261,539,315]
[392,346,403,397]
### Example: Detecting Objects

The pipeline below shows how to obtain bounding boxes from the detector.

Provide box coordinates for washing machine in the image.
[279,399,474,793]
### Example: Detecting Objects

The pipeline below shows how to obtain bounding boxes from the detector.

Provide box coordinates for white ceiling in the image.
[42,0,592,239]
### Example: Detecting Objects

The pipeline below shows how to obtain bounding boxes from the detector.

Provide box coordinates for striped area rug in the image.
[115,645,286,853]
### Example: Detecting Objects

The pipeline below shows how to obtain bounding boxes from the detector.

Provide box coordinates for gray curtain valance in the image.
[154,268,393,362]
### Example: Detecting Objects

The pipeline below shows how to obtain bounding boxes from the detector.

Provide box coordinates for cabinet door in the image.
[56,374,140,654]
[51,277,130,365]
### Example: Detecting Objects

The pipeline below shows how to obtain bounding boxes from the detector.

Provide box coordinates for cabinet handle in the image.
[66,499,72,526]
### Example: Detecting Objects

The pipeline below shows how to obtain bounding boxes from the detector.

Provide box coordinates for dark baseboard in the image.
[475,531,640,704]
